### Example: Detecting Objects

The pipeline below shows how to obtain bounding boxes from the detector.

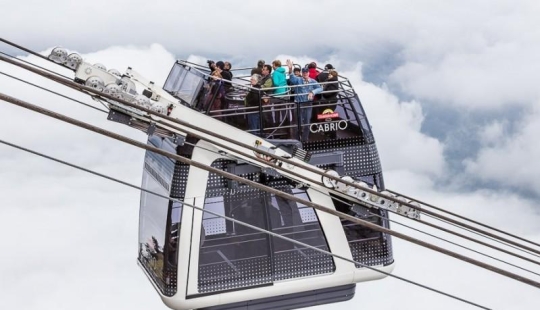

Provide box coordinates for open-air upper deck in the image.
[163,60,375,144]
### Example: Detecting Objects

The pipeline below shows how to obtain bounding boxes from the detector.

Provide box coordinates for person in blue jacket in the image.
[286,59,322,141]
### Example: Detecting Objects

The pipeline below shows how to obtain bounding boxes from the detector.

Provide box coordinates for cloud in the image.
[464,105,540,195]
[387,2,540,110]
[2,43,538,310]
[350,71,446,177]
[2,2,540,309]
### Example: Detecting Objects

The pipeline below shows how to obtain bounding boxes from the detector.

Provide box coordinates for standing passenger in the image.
[271,60,287,96]
[259,64,274,91]
[323,70,340,107]
[307,62,319,80]
[251,60,265,75]
[272,60,288,124]
[245,74,262,134]
[259,64,274,129]
[222,61,234,93]
[286,59,322,141]
[316,64,334,83]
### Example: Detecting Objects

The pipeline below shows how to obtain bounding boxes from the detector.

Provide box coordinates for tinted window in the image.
[197,163,335,294]
[138,136,177,296]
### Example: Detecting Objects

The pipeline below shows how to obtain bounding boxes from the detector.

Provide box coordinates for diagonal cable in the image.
[0,137,493,310]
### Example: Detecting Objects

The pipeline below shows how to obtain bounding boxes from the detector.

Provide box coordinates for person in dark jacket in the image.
[213,61,232,110]
[221,61,233,93]
[216,61,232,81]
[316,64,334,82]
[245,74,262,134]
[251,59,265,75]
[207,60,217,74]
[323,70,339,101]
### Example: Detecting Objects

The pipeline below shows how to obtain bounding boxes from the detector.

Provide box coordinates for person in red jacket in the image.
[307,62,319,80]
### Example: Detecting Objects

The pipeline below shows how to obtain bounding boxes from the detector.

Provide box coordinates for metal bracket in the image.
[107,110,132,125]
[147,122,156,136]
[172,134,185,146]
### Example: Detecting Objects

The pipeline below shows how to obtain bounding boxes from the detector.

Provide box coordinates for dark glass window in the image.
[138,136,178,296]
[196,161,335,294]
[331,196,393,268]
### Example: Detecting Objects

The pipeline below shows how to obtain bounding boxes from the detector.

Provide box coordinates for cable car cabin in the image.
[137,61,394,310]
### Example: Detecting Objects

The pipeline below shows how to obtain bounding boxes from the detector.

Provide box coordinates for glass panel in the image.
[163,63,205,106]
[177,71,204,106]
[138,136,177,296]
[198,190,272,293]
[348,96,372,134]
[268,186,335,281]
[196,163,335,294]
[163,63,187,95]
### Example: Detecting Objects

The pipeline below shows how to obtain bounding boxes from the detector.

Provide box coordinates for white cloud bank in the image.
[2,0,540,308]
[464,105,540,195]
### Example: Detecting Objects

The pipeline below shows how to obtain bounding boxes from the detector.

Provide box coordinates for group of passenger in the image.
[205,60,234,113]
[205,58,340,140]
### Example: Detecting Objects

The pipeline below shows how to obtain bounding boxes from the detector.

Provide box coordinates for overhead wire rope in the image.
[3,50,540,278]
[179,139,540,276]
[0,71,109,114]
[2,52,540,267]
[389,189,540,249]
[422,212,540,260]
[1,91,540,291]
[5,52,538,260]
[0,137,493,310]
[3,60,537,278]
[0,50,73,80]
[1,37,60,63]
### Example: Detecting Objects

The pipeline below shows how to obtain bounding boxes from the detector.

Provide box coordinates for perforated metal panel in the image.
[198,160,335,294]
[298,208,318,223]
[170,162,190,198]
[203,218,227,235]
[205,160,262,197]
[198,256,273,293]
[350,237,393,267]
[273,248,335,281]
[304,137,383,178]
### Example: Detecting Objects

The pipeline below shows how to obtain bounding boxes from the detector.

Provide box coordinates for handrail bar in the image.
[209,101,345,116]
[176,59,355,95]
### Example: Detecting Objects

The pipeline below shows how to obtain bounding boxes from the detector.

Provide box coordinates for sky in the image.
[1,0,540,309]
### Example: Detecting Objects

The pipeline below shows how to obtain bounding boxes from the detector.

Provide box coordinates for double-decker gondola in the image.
[49,48,396,310]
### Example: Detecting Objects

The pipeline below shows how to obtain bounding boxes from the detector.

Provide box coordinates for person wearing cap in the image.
[251,59,265,75]
[286,59,322,141]
[316,64,334,83]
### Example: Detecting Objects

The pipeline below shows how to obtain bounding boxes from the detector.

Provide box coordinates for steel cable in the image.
[0,137,494,310]
[1,91,540,291]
